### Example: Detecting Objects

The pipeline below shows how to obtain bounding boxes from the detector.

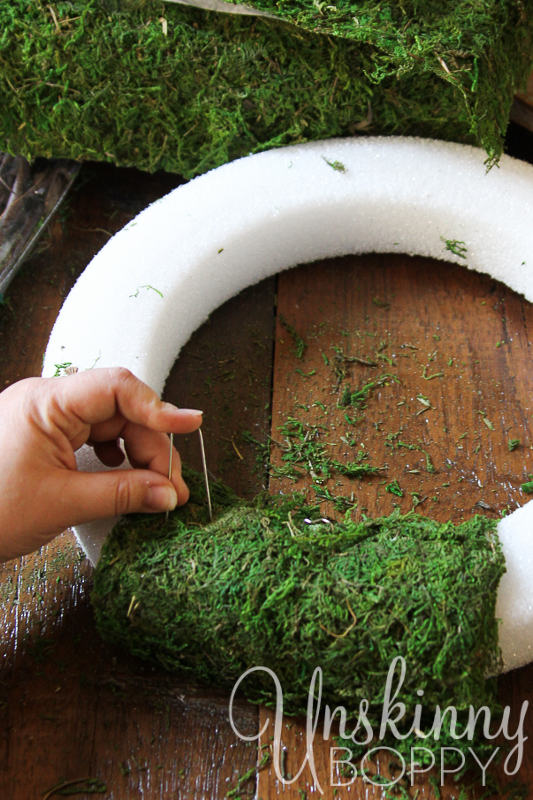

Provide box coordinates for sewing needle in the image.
[165,432,174,522]
[198,427,213,522]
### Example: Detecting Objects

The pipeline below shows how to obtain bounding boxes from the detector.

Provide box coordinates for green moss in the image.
[1,0,531,176]
[279,315,307,360]
[238,0,533,163]
[441,237,468,260]
[385,478,403,496]
[93,467,505,767]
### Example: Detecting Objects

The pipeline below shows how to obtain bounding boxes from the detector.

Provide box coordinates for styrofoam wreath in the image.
[43,137,533,672]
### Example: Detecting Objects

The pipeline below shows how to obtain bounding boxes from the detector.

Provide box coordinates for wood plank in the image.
[511,72,533,134]
[258,254,533,798]
[163,277,275,498]
[0,162,275,799]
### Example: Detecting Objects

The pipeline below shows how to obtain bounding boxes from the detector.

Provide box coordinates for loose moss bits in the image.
[264,310,531,521]
[279,315,307,360]
[338,374,396,408]
[372,297,391,309]
[441,237,468,260]
[385,478,403,497]
[244,411,385,509]
[43,777,107,798]
[322,157,347,173]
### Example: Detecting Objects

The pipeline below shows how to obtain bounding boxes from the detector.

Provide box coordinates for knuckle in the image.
[114,477,133,516]
[113,367,135,385]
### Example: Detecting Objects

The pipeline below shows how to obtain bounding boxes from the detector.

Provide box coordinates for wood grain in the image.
[163,277,275,498]
[0,162,273,800]
[511,71,533,135]
[258,254,533,799]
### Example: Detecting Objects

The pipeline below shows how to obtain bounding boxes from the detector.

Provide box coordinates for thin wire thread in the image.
[165,432,174,522]
[198,428,213,521]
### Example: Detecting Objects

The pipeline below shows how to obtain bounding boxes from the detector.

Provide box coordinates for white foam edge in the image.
[43,136,533,671]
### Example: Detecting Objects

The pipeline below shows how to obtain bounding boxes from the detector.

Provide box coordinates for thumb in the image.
[61,467,180,525]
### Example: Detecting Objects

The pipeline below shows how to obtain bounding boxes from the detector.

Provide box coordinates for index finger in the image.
[48,367,203,434]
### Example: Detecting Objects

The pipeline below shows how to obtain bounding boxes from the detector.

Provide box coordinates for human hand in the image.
[0,367,202,561]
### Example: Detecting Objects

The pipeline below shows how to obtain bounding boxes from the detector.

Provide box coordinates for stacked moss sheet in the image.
[1,0,533,177]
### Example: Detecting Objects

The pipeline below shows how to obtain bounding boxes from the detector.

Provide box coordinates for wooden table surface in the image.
[2,129,533,798]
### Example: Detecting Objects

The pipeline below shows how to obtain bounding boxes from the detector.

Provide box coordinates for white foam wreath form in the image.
[43,137,533,672]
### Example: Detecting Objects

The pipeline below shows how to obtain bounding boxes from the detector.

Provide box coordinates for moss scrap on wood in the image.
[1,0,532,176]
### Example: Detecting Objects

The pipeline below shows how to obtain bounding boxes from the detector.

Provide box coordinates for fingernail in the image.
[162,403,203,416]
[145,485,177,511]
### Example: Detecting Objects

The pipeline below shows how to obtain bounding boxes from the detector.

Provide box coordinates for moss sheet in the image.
[93,468,505,751]
[1,0,532,176]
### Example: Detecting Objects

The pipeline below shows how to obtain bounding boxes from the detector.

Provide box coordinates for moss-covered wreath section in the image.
[93,468,505,737]
[1,1,530,176]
